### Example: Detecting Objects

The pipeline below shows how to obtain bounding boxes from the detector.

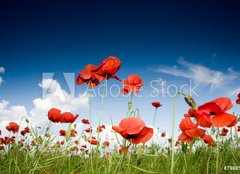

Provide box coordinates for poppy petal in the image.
[211,113,237,127]
[185,128,205,138]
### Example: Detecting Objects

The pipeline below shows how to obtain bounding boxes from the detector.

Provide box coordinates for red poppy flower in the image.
[189,98,237,128]
[76,64,100,88]
[93,56,121,80]
[103,141,110,147]
[59,130,66,136]
[152,101,162,108]
[236,99,240,104]
[6,122,19,133]
[220,128,229,136]
[88,139,99,145]
[121,74,144,95]
[24,127,30,133]
[168,138,172,143]
[84,127,92,133]
[112,117,153,145]
[97,126,102,133]
[101,125,106,129]
[81,145,87,148]
[202,135,213,147]
[238,126,240,132]
[161,132,166,137]
[20,130,26,136]
[82,119,90,124]
[71,129,77,137]
[48,108,79,123]
[178,117,205,143]
[236,93,240,104]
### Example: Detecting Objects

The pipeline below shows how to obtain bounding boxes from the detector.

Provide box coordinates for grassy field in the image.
[0,133,240,174]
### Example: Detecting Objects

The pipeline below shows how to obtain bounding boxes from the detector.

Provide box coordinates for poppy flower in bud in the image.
[88,139,99,145]
[82,119,90,124]
[202,135,213,147]
[220,128,229,136]
[103,141,110,147]
[97,126,102,133]
[168,138,172,143]
[101,125,106,129]
[112,117,153,145]
[76,64,100,88]
[178,117,205,143]
[121,74,144,95]
[238,126,240,132]
[48,108,79,123]
[152,102,162,108]
[59,130,66,136]
[6,122,19,133]
[188,98,237,128]
[93,56,121,81]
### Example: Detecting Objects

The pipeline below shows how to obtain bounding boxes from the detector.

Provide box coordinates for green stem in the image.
[96,76,108,153]
[126,93,133,117]
[216,128,219,174]
[171,95,177,174]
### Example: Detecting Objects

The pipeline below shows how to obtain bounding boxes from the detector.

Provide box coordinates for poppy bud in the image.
[184,95,197,109]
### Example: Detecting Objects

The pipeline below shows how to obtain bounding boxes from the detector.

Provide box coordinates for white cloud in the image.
[0,77,3,86]
[30,79,89,126]
[0,67,5,86]
[0,67,5,74]
[0,79,89,133]
[155,58,239,89]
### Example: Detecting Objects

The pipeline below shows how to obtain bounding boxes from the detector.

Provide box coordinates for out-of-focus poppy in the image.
[236,93,240,104]
[20,130,26,136]
[152,102,162,108]
[84,127,92,133]
[88,139,99,145]
[238,126,240,132]
[112,117,153,145]
[178,117,205,143]
[106,152,111,156]
[0,146,4,150]
[48,108,79,123]
[82,119,90,124]
[6,122,19,133]
[188,98,237,128]
[220,128,229,136]
[202,135,213,147]
[93,56,121,81]
[103,141,110,147]
[76,64,100,88]
[24,127,30,133]
[121,74,144,95]
[59,130,66,136]
[161,132,166,137]
[71,129,77,137]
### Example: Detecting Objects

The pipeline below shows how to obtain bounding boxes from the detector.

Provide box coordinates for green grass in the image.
[1,138,240,174]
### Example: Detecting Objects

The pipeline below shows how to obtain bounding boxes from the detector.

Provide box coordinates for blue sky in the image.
[0,0,240,136]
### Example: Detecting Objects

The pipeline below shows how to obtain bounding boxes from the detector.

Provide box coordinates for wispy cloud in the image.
[0,67,5,86]
[155,58,239,89]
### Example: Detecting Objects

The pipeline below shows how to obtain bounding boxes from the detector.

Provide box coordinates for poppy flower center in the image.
[126,134,138,139]
[210,112,216,115]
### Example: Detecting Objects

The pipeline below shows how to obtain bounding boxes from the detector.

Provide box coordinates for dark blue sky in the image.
[0,0,240,106]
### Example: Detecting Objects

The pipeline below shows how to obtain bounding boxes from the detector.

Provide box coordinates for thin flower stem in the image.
[171,95,177,174]
[88,90,94,174]
[216,128,220,174]
[126,92,133,117]
[96,75,108,153]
